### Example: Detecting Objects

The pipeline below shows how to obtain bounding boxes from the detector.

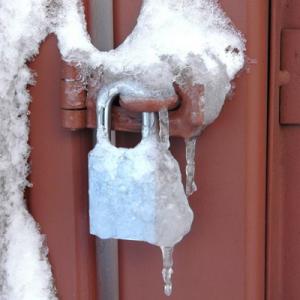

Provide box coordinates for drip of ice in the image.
[185,137,198,196]
[161,246,174,296]
[159,108,170,148]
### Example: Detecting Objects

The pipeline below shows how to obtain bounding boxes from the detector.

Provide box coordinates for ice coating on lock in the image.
[89,82,194,296]
[89,134,193,247]
[89,82,193,247]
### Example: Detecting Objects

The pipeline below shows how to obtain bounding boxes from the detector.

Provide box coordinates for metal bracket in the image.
[61,63,205,139]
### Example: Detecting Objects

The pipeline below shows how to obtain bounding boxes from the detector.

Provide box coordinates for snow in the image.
[0,0,245,298]
[0,1,57,299]
[56,0,245,124]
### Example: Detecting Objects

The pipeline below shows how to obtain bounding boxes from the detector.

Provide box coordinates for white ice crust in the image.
[56,0,246,125]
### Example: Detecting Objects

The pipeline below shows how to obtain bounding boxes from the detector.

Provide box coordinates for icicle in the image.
[185,137,197,197]
[159,108,170,149]
[161,246,174,296]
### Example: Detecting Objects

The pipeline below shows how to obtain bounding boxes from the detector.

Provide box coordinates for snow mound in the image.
[0,1,56,299]
[56,0,245,125]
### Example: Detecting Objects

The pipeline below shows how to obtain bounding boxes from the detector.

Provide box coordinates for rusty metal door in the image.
[28,0,300,299]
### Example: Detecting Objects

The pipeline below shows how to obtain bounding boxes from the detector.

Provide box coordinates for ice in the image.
[89,84,194,247]
[89,133,194,246]
[90,83,194,295]
[159,113,198,198]
[90,107,193,295]
[161,246,174,296]
[158,108,170,149]
[185,137,198,196]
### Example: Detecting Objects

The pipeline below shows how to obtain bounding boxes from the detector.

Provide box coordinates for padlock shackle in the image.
[96,81,158,142]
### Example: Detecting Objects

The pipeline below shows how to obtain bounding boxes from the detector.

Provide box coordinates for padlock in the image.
[88,81,194,247]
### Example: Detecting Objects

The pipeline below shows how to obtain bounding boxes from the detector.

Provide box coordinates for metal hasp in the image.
[61,63,87,129]
[60,64,205,139]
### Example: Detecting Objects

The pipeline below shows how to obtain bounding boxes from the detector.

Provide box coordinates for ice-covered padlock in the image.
[88,82,193,247]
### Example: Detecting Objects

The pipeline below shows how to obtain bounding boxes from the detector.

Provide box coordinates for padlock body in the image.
[88,137,193,247]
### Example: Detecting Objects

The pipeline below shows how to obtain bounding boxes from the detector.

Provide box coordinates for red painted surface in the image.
[280,29,300,125]
[268,1,300,300]
[114,1,268,300]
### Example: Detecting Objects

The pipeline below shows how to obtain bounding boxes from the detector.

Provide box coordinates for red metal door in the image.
[27,0,270,299]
